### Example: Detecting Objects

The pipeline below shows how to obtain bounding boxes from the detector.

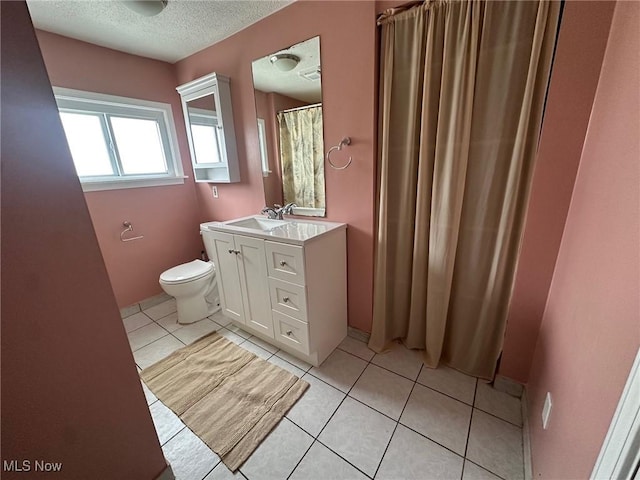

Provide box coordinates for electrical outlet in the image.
[542,392,552,429]
[212,186,218,198]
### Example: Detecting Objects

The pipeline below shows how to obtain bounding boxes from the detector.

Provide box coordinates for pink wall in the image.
[500,1,616,382]
[175,0,378,332]
[527,2,640,477]
[36,30,203,308]
[1,2,167,478]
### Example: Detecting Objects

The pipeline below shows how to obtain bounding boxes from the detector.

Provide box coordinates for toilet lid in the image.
[160,260,214,284]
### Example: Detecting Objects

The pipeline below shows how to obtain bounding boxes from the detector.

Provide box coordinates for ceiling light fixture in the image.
[123,0,168,17]
[270,53,300,72]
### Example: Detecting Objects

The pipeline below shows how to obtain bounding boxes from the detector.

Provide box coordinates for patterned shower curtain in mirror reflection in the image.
[278,106,325,209]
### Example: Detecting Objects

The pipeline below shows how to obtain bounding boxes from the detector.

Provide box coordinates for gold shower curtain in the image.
[369,0,560,379]
[278,106,325,208]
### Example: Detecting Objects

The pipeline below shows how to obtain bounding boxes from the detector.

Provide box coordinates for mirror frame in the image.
[250,36,326,217]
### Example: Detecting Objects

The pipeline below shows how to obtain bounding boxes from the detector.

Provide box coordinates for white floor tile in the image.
[371,342,424,380]
[128,323,169,351]
[225,324,251,339]
[275,350,312,372]
[139,292,172,311]
[246,336,279,354]
[400,383,472,455]
[466,409,524,480]
[338,336,375,361]
[267,355,305,378]
[209,311,233,327]
[144,299,177,320]
[350,364,413,420]
[239,340,272,360]
[149,401,185,446]
[218,329,246,345]
[141,380,157,405]
[290,441,368,480]
[172,318,219,345]
[162,427,219,480]
[309,349,367,393]
[239,418,313,480]
[318,397,395,476]
[376,424,463,480]
[204,462,247,479]
[462,460,502,480]
[286,374,346,437]
[155,312,182,332]
[134,335,185,370]
[417,365,477,405]
[123,311,152,333]
[474,382,523,426]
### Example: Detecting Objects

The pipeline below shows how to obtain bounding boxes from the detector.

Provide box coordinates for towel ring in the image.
[326,137,352,170]
[120,221,144,242]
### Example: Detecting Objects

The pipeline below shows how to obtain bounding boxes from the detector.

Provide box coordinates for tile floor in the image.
[125,298,525,480]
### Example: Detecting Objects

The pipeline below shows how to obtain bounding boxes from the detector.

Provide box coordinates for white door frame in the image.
[591,347,640,479]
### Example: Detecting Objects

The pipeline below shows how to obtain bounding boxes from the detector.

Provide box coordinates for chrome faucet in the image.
[261,203,297,220]
[261,206,279,219]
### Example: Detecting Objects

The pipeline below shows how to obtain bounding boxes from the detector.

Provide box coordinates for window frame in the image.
[53,87,185,192]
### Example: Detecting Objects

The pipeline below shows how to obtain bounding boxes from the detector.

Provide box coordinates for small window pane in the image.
[191,124,222,164]
[110,116,168,175]
[60,112,114,177]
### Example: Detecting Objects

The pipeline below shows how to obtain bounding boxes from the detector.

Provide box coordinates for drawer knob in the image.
[279,260,287,267]
[286,330,293,336]
[283,296,290,303]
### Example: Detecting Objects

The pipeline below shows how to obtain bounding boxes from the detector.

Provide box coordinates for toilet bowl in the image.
[159,259,220,324]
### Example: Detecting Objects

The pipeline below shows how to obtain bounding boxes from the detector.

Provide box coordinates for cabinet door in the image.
[235,235,274,337]
[209,231,244,323]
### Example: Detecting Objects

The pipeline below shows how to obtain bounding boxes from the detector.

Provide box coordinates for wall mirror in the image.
[251,36,325,217]
[177,73,240,183]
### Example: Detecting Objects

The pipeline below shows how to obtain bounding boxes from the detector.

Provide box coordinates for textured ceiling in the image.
[27,0,293,63]
[252,36,322,104]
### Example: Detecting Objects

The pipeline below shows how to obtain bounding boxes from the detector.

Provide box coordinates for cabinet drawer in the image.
[265,242,305,286]
[268,278,307,323]
[273,310,309,355]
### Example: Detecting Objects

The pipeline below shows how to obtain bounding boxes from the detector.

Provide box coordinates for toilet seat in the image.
[160,259,213,285]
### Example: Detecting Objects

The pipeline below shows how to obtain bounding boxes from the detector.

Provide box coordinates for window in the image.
[187,108,223,165]
[257,118,270,176]
[54,87,184,191]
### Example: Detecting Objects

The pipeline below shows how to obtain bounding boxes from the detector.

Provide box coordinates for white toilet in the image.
[159,259,220,324]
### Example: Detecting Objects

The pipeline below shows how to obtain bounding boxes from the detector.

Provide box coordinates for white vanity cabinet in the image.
[202,218,347,366]
[206,232,273,336]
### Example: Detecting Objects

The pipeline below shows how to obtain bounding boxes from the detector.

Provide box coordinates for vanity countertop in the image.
[201,215,346,246]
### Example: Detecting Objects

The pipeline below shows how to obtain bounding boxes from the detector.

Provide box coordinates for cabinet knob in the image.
[286,330,293,336]
[228,249,240,255]
[279,260,287,267]
[283,296,290,303]
[228,249,234,254]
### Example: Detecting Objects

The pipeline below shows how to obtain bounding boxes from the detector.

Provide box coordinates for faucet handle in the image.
[282,203,297,215]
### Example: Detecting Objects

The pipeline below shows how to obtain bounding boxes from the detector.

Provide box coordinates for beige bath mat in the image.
[140,331,309,471]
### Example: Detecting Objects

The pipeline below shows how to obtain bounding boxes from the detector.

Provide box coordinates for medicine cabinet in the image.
[177,73,240,183]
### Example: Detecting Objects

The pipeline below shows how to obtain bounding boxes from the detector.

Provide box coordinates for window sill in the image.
[80,175,188,192]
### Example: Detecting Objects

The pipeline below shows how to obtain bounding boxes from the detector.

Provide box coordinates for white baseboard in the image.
[347,326,370,343]
[494,374,524,398]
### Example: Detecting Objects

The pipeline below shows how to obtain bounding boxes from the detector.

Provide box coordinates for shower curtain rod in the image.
[279,102,322,114]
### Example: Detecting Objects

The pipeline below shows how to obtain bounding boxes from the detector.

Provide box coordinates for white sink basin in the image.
[227,217,289,231]
[201,215,346,246]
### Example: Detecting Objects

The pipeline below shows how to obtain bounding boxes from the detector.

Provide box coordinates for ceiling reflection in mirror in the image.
[251,36,325,217]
